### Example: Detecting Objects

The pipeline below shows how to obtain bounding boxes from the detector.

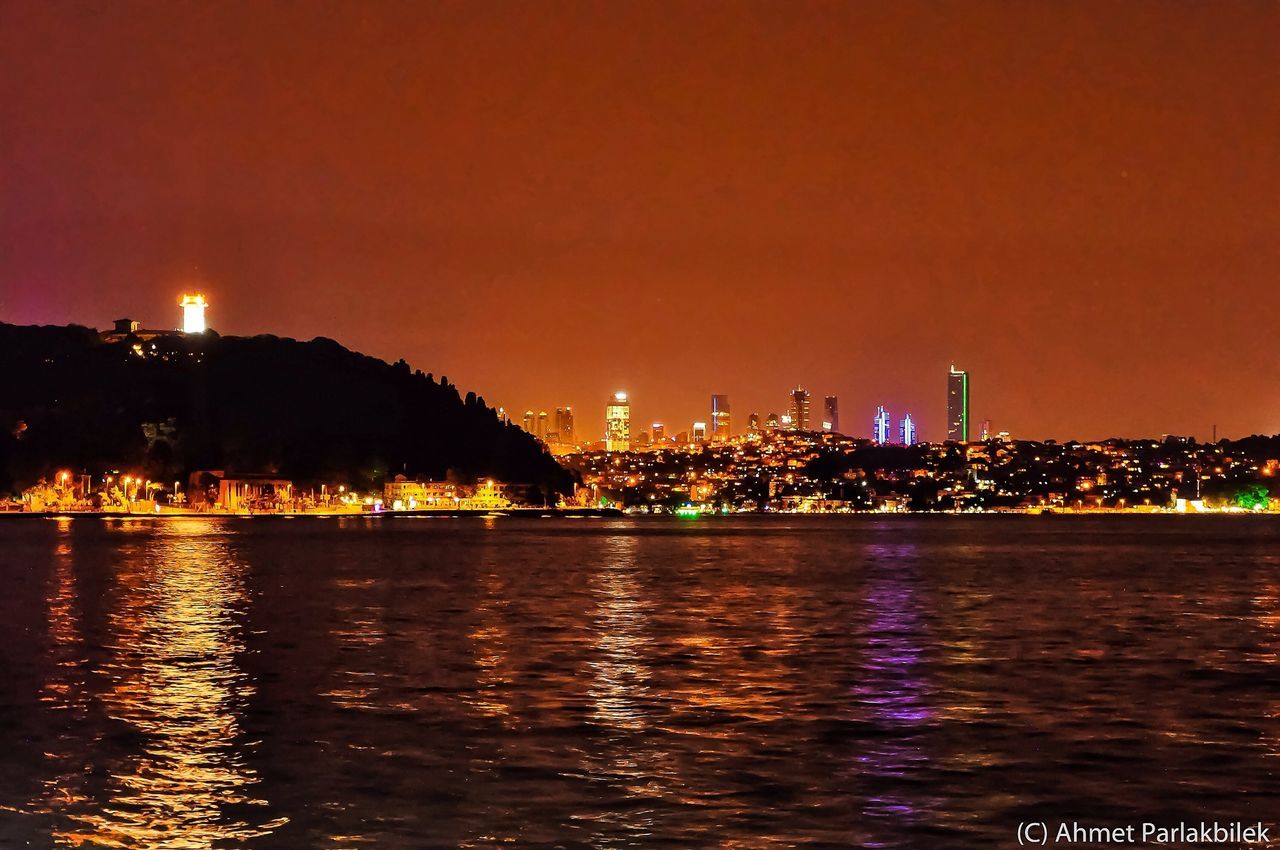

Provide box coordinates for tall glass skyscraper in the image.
[605,392,630,452]
[710,394,731,440]
[789,387,811,431]
[823,396,839,433]
[873,405,891,445]
[947,365,970,442]
[901,413,917,446]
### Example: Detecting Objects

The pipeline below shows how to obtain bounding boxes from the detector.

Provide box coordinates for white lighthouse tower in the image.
[180,293,208,334]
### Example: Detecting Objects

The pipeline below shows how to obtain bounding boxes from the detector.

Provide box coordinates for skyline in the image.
[2,2,1278,440]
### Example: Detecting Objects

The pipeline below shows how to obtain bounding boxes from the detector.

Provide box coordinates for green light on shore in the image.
[675,505,700,519]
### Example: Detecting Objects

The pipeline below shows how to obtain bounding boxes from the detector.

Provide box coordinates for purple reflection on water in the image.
[852,541,934,837]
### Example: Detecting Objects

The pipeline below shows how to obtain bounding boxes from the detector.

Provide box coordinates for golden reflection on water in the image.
[48,518,281,848]
[578,533,668,848]
[320,576,388,712]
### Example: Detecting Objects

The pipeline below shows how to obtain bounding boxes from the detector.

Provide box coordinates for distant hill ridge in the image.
[0,322,570,496]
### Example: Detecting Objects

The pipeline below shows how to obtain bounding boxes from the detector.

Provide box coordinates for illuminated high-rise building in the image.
[873,405,891,445]
[901,413,917,446]
[651,422,665,444]
[605,392,631,452]
[947,365,970,442]
[747,413,760,433]
[789,387,811,431]
[692,421,707,443]
[765,412,780,430]
[180,293,207,334]
[823,396,839,433]
[979,418,991,441]
[535,411,549,441]
[522,410,535,433]
[710,394,731,440]
[556,407,575,445]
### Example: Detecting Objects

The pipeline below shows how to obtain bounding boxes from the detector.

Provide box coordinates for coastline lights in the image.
[180,293,208,334]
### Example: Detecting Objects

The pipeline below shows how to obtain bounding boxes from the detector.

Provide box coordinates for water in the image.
[2,515,1279,848]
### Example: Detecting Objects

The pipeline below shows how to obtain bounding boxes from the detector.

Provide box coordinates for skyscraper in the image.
[789,387,811,431]
[823,395,839,433]
[747,412,760,433]
[873,405,891,445]
[901,413,917,446]
[692,421,707,442]
[710,394,731,440]
[979,419,991,441]
[651,422,665,444]
[522,410,535,433]
[605,392,630,452]
[765,412,780,430]
[535,410,549,441]
[556,406,575,446]
[947,365,970,442]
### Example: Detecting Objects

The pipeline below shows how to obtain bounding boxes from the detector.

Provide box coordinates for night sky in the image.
[2,1,1277,441]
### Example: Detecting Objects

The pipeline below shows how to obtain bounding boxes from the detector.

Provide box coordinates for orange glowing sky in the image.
[2,1,1277,441]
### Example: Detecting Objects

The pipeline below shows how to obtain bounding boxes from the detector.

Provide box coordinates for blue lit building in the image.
[873,405,891,445]
[900,413,917,446]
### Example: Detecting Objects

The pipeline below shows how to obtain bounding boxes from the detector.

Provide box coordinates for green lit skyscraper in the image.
[947,365,969,442]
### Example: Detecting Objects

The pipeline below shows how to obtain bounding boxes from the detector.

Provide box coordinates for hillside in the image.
[0,323,570,496]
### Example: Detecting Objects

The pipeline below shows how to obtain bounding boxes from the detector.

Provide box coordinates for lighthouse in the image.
[180,293,207,334]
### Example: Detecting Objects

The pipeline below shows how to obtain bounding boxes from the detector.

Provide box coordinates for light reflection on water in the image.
[40,518,281,848]
[3,516,1280,848]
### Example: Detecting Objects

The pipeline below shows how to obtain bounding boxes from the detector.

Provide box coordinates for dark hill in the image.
[0,323,569,496]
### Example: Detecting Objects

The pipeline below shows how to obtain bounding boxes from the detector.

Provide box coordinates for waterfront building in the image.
[605,392,631,452]
[789,387,811,431]
[180,293,208,334]
[947,365,970,442]
[901,413,917,446]
[711,394,731,440]
[873,405,891,445]
[823,395,839,433]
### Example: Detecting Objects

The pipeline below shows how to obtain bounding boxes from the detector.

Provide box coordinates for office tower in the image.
[901,413,917,446]
[873,405,891,445]
[947,364,970,442]
[497,406,508,424]
[823,396,839,433]
[747,413,760,433]
[789,387,811,431]
[556,407,575,445]
[605,392,631,452]
[710,394,731,440]
[651,422,666,444]
[180,293,207,334]
[979,419,991,441]
[692,421,707,442]
[765,412,780,430]
[522,410,535,433]
[535,411,549,441]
